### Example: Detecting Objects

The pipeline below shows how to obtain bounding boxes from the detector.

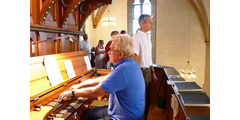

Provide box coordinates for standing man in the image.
[132,14,158,120]
[80,34,91,60]
[59,34,145,120]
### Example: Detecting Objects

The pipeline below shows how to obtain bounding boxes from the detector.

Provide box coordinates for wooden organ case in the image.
[30,51,112,120]
[30,0,112,56]
[30,0,113,119]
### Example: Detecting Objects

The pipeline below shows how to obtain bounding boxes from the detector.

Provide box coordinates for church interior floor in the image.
[148,105,166,120]
[91,99,166,120]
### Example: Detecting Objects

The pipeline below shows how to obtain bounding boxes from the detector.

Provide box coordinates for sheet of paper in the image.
[44,55,63,86]
[64,60,76,79]
[84,56,92,70]
[169,75,180,79]
[167,81,175,85]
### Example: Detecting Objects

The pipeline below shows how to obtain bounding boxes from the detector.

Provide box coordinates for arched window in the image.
[132,0,151,35]
[128,0,156,62]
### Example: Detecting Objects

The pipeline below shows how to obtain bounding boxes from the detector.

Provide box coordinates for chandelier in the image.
[180,5,196,79]
[102,9,116,26]
[180,61,196,79]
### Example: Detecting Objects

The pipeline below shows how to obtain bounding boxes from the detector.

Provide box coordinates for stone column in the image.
[203,40,210,97]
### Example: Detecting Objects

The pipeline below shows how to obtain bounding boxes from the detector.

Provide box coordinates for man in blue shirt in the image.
[59,34,145,120]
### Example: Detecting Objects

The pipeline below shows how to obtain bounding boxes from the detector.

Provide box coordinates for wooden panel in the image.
[71,56,87,74]
[162,66,210,120]
[55,51,88,77]
[185,107,210,116]
[30,106,53,120]
[30,69,95,111]
[96,69,112,75]
[30,78,50,96]
[57,59,67,72]
[31,0,40,24]
[61,70,69,81]
[30,63,47,81]
[30,56,51,96]
[150,67,165,107]
[30,51,98,119]
[30,24,80,34]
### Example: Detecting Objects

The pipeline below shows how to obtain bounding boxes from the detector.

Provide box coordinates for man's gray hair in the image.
[111,34,134,58]
[138,14,151,26]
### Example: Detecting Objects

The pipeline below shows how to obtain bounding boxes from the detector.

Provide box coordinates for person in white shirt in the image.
[80,34,91,60]
[132,14,158,120]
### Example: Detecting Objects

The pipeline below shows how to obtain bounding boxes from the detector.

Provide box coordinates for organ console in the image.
[30,51,210,120]
[30,51,111,120]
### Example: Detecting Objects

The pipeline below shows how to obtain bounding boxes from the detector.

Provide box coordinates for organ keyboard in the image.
[30,51,111,120]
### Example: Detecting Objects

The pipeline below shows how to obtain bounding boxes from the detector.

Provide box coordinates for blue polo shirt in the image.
[100,58,145,120]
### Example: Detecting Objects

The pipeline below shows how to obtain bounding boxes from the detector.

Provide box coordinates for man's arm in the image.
[74,84,108,98]
[150,65,158,82]
[132,36,140,64]
[58,84,108,100]
[70,75,108,90]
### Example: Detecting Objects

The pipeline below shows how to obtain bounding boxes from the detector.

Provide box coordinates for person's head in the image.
[98,40,104,47]
[83,34,88,41]
[108,34,134,64]
[138,14,153,32]
[110,31,119,37]
[120,30,126,34]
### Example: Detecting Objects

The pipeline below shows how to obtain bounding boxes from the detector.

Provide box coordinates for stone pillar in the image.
[203,41,210,97]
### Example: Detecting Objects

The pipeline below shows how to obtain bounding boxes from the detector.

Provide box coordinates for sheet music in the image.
[168,75,180,79]
[167,81,175,85]
[44,55,63,86]
[84,56,92,70]
[64,60,76,79]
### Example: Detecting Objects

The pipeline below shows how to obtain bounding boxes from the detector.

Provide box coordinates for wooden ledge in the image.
[30,24,82,35]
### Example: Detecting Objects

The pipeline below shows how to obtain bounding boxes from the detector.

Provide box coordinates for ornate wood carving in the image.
[78,0,112,30]
[62,0,84,25]
[61,0,73,7]
[79,2,90,14]
[32,0,112,31]
[91,6,108,28]
[30,0,112,56]
[39,0,55,23]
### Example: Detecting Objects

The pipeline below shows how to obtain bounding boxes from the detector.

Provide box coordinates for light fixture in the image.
[180,5,196,79]
[180,61,196,79]
[67,35,78,42]
[102,9,116,26]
